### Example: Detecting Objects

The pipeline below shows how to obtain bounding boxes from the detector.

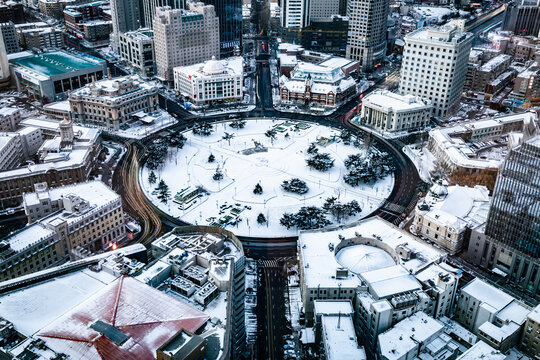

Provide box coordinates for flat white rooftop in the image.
[322,313,366,360]
[456,341,505,360]
[461,278,514,312]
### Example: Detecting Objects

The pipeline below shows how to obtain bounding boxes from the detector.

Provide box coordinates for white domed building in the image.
[173,56,244,105]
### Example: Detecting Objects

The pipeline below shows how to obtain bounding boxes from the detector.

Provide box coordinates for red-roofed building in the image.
[37,276,210,359]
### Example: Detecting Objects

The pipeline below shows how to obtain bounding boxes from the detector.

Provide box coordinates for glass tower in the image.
[203,0,242,56]
[485,136,540,257]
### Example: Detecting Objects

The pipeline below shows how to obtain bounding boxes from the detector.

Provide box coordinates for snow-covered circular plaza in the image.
[141,119,395,238]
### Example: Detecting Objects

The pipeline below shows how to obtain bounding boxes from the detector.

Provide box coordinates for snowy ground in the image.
[403,144,436,183]
[141,119,394,238]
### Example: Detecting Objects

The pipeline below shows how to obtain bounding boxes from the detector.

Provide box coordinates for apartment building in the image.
[153,3,220,82]
[69,75,159,129]
[399,24,473,118]
[0,21,20,54]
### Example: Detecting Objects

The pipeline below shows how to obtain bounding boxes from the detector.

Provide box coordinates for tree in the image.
[306,152,334,172]
[430,160,448,182]
[222,132,235,145]
[323,197,362,222]
[148,170,157,185]
[279,206,330,230]
[146,142,168,170]
[343,151,393,186]
[340,130,353,145]
[192,122,214,136]
[257,213,267,224]
[253,183,263,195]
[169,132,186,149]
[229,119,246,129]
[281,178,309,194]
[208,153,215,163]
[213,167,224,181]
[156,180,170,203]
[307,143,319,155]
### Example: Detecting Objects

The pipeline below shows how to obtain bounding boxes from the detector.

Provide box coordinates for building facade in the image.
[119,29,156,78]
[203,0,241,56]
[346,0,389,71]
[18,26,65,50]
[143,0,184,29]
[69,75,159,129]
[9,50,107,102]
[399,24,473,118]
[109,0,144,50]
[64,1,112,47]
[520,304,540,358]
[0,21,20,54]
[484,136,540,258]
[360,90,432,133]
[174,56,243,105]
[153,3,220,82]
[502,0,540,37]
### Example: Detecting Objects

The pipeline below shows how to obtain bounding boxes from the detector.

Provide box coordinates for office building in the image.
[303,0,345,27]
[280,0,303,28]
[204,0,241,56]
[0,107,21,132]
[361,90,432,133]
[399,24,473,118]
[346,0,389,71]
[0,180,125,281]
[174,56,243,105]
[484,135,540,258]
[153,3,220,82]
[9,50,107,102]
[0,21,20,54]
[0,118,100,208]
[502,0,540,37]
[118,28,155,78]
[143,0,184,29]
[69,75,159,129]
[109,0,144,50]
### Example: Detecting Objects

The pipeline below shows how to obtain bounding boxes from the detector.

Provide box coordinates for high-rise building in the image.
[484,136,540,258]
[203,0,241,56]
[109,0,144,51]
[0,22,20,54]
[143,0,185,29]
[119,29,156,78]
[303,0,345,27]
[502,0,540,37]
[280,0,304,28]
[346,0,389,71]
[399,24,473,118]
[153,3,220,82]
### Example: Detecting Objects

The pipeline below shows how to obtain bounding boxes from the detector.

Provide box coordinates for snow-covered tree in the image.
[213,167,224,181]
[208,153,215,163]
[281,178,309,194]
[192,122,214,136]
[229,119,246,129]
[257,213,266,224]
[279,206,330,230]
[343,151,393,186]
[148,170,156,185]
[146,142,168,170]
[156,180,170,203]
[323,197,362,222]
[222,132,235,145]
[306,152,334,172]
[307,143,318,155]
[169,132,186,149]
[253,183,263,195]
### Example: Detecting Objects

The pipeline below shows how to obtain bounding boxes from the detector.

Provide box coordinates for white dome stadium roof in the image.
[335,245,395,275]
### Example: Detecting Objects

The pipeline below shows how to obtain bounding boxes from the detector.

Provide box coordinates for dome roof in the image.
[202,56,225,75]
[335,245,395,275]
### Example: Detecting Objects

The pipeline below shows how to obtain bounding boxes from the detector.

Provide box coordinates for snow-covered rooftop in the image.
[70,75,157,99]
[298,218,445,289]
[420,184,490,232]
[321,309,366,360]
[362,90,431,112]
[456,341,505,360]
[314,300,354,316]
[378,312,443,360]
[528,304,540,324]
[174,56,243,79]
[335,244,395,274]
[6,224,55,252]
[461,278,514,312]
[478,54,511,72]
[360,265,422,300]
